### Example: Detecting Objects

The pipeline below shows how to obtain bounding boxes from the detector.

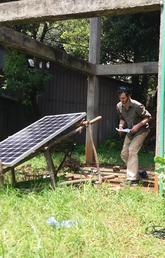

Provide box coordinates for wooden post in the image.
[88,123,102,183]
[0,161,4,186]
[154,174,159,193]
[86,17,101,164]
[11,167,16,186]
[44,149,56,189]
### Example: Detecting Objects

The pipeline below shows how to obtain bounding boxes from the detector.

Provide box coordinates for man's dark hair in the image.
[117,86,131,96]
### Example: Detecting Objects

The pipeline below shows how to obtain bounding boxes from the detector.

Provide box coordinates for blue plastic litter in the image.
[47,217,77,228]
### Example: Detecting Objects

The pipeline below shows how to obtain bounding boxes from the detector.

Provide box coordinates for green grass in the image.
[1,139,157,257]
[0,185,165,257]
[22,138,155,172]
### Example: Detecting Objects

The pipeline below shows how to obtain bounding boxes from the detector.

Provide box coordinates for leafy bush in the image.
[3,50,51,110]
[154,156,165,173]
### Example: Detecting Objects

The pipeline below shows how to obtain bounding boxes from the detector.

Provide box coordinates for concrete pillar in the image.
[86,17,101,164]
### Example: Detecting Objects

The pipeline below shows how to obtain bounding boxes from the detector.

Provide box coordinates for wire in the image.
[145,225,165,239]
[44,37,89,49]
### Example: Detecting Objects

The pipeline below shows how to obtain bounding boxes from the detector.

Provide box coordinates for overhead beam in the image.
[96,62,158,75]
[0,26,159,76]
[0,26,94,74]
[0,0,160,24]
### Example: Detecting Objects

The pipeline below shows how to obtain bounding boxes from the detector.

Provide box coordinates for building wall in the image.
[0,61,124,142]
[98,77,120,142]
[38,63,87,116]
[0,45,5,70]
[38,63,121,143]
[0,96,31,141]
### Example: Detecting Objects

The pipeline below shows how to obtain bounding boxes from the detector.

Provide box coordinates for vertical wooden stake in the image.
[0,161,4,186]
[44,149,56,189]
[86,17,101,164]
[88,123,102,184]
[11,167,16,186]
[154,174,159,193]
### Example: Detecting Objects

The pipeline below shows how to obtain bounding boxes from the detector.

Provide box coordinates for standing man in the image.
[116,86,151,185]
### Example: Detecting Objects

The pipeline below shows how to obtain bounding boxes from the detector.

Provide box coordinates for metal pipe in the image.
[160,0,165,157]
[159,1,165,197]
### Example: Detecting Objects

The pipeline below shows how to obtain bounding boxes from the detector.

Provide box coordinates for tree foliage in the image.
[55,19,89,59]
[3,50,51,117]
[101,12,160,107]
[101,12,160,64]
[13,19,89,60]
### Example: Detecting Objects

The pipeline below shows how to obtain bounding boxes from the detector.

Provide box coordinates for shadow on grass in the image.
[5,174,67,194]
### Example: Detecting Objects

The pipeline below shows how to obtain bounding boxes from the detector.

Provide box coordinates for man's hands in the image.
[131,118,150,134]
[117,117,150,136]
[118,120,125,130]
[117,120,125,136]
[118,122,140,135]
[118,125,123,137]
[130,124,140,134]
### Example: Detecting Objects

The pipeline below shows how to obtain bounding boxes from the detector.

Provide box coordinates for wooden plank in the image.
[96,62,158,76]
[154,174,159,192]
[11,167,16,186]
[44,149,56,189]
[88,123,102,183]
[0,0,160,24]
[86,79,100,162]
[59,178,97,185]
[0,161,4,186]
[0,26,95,74]
[86,18,101,164]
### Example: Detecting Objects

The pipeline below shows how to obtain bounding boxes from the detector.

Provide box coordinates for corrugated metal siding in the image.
[98,77,119,142]
[0,46,5,69]
[38,63,121,143]
[0,61,126,143]
[38,63,87,115]
[0,96,32,140]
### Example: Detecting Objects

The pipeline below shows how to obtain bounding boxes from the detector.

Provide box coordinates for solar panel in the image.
[0,112,86,167]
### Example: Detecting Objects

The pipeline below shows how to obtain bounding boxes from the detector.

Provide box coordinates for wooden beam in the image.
[0,161,4,186]
[44,149,56,189]
[0,0,160,24]
[0,26,95,74]
[96,62,158,75]
[11,167,16,187]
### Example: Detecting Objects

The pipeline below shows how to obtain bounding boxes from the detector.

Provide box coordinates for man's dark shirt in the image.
[117,98,151,138]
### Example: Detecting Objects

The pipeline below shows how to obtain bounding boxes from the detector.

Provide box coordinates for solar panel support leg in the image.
[11,167,16,186]
[0,161,4,186]
[44,149,56,189]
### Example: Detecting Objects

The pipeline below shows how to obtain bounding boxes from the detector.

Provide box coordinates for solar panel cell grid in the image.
[0,112,86,167]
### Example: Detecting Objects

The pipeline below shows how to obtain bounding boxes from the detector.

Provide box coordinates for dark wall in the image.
[0,45,5,70]
[38,63,87,115]
[0,61,124,143]
[98,77,119,142]
[0,96,32,141]
[38,63,120,143]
